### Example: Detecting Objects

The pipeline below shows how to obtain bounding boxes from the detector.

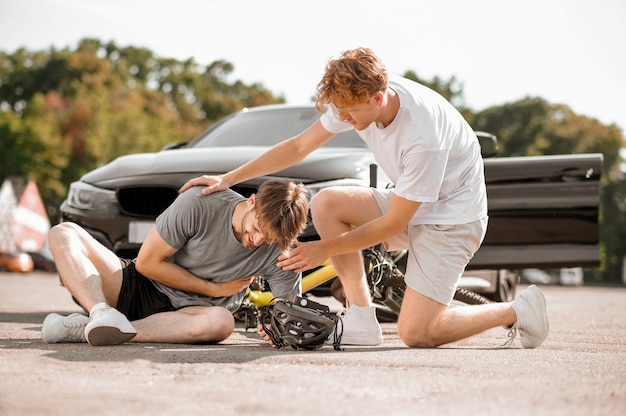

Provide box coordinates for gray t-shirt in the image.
[151,186,301,312]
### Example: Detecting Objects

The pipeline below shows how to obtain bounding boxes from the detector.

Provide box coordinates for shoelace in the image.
[64,317,88,341]
[89,307,110,321]
[503,325,518,348]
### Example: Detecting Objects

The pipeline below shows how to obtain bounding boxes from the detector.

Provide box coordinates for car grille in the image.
[117,185,261,218]
[118,187,179,217]
[115,185,318,242]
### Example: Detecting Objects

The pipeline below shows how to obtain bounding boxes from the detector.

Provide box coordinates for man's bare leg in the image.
[48,222,125,311]
[46,222,136,345]
[131,306,235,343]
[310,186,382,306]
[397,287,517,347]
[310,187,385,345]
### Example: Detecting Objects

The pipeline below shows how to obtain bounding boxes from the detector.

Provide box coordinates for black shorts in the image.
[116,258,176,321]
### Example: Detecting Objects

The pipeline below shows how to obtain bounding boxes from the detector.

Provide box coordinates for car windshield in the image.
[189,106,367,149]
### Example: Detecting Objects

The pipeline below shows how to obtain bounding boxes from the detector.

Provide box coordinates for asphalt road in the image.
[1,271,625,416]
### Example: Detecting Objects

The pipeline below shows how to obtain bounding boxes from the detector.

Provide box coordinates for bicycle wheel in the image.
[453,287,493,305]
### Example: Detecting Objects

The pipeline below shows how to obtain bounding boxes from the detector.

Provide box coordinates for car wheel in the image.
[486,269,518,302]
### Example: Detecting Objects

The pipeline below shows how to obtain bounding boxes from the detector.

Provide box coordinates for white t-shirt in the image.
[319,75,487,225]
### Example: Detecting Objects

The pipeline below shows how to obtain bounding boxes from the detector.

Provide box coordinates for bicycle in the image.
[235,164,493,329]
[234,244,492,330]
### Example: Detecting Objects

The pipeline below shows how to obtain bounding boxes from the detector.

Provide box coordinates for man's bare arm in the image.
[178,120,335,195]
[136,227,254,297]
[278,195,421,271]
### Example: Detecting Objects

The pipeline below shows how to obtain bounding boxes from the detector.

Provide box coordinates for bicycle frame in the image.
[245,261,337,307]
[236,246,405,330]
[238,245,491,330]
[244,245,403,309]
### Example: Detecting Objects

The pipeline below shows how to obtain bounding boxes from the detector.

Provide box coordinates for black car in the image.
[60,104,603,302]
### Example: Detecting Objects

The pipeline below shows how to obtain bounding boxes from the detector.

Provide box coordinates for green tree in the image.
[597,175,626,282]
[472,97,624,179]
[0,38,283,222]
[402,70,471,119]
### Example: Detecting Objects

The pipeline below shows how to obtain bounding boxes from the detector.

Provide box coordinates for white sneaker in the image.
[85,307,137,346]
[337,305,383,346]
[42,313,89,343]
[505,285,549,348]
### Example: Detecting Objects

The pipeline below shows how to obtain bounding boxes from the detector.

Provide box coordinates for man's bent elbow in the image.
[134,258,154,278]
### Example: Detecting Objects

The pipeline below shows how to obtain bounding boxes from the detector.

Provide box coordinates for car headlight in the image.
[65,181,119,215]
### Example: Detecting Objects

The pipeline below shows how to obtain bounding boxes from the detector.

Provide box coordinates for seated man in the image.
[42,179,309,346]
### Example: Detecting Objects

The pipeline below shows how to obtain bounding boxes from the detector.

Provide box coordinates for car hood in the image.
[81,146,377,187]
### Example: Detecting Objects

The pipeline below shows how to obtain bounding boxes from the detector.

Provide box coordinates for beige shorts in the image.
[370,188,488,305]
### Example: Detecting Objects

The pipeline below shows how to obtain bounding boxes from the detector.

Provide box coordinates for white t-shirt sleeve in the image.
[319,107,353,134]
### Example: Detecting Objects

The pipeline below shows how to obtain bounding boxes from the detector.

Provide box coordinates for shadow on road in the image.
[1,311,410,365]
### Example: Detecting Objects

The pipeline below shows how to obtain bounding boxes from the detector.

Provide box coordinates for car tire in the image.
[485,269,518,302]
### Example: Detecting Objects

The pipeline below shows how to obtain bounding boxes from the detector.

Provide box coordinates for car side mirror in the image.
[476,131,498,158]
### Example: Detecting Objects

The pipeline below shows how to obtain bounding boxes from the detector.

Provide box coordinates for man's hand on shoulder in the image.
[178,174,229,195]
[276,240,328,272]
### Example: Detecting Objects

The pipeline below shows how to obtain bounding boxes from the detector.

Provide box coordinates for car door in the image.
[468,153,603,270]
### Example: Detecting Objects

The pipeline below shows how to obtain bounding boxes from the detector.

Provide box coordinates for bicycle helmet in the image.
[261,296,342,351]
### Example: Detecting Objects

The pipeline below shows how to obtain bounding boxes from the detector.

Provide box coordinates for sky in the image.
[1,0,625,134]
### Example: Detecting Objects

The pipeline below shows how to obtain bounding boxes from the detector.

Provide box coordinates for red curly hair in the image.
[315,47,388,112]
